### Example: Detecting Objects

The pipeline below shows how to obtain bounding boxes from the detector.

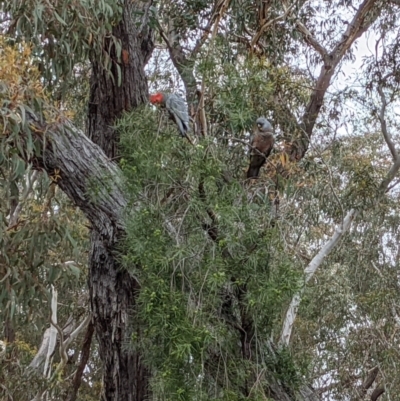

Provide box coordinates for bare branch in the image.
[0,340,6,359]
[199,180,219,241]
[375,78,400,193]
[231,137,277,173]
[279,208,357,346]
[377,84,399,161]
[192,0,232,56]
[371,387,385,401]
[231,137,270,159]
[62,315,91,351]
[196,89,208,137]
[67,320,94,401]
[8,169,39,227]
[362,367,379,391]
[379,155,400,193]
[50,315,91,382]
[281,0,328,58]
[44,285,58,377]
[293,20,329,58]
[159,0,231,106]
[289,0,380,160]
[250,4,294,50]
[385,177,400,192]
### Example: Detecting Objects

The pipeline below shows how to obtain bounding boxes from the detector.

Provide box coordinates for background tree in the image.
[2,0,400,400]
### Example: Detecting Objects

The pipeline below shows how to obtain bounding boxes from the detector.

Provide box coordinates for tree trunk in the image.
[22,0,327,397]
[86,0,154,399]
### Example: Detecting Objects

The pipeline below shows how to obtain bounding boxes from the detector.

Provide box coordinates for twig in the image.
[251,2,295,50]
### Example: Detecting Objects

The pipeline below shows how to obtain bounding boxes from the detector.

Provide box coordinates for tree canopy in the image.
[2,0,400,400]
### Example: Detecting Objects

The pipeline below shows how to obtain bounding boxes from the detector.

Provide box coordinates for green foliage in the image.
[2,0,123,94]
[118,107,302,399]
[4,0,400,399]
[264,346,303,393]
[195,43,311,140]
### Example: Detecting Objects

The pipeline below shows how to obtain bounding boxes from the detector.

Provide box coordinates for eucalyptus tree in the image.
[2,0,400,400]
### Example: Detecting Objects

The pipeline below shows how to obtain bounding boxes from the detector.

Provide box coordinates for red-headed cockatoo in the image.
[149,92,190,138]
[246,117,275,179]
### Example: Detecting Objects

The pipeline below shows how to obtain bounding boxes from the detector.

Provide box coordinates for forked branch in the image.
[288,0,380,160]
[280,73,400,345]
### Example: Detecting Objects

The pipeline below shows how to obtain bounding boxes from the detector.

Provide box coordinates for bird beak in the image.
[257,123,262,128]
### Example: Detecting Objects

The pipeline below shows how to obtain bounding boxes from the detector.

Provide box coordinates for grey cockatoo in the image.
[246,117,275,179]
[150,92,190,137]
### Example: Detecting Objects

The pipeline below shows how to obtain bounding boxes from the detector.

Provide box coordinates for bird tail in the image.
[246,166,260,179]
[172,115,187,137]
[179,121,189,137]
[175,118,194,144]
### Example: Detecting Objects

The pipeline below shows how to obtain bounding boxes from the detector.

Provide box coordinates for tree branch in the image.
[362,367,379,391]
[376,80,400,193]
[281,0,328,58]
[44,285,58,377]
[159,0,231,133]
[67,320,94,401]
[191,0,232,56]
[371,387,385,401]
[199,180,219,241]
[250,4,294,50]
[159,0,231,105]
[377,83,399,161]
[32,117,127,236]
[289,0,380,160]
[50,315,91,382]
[293,20,329,58]
[279,208,357,346]
[8,169,39,227]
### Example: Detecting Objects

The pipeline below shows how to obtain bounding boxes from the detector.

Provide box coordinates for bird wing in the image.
[252,131,274,156]
[165,94,189,130]
[247,127,274,178]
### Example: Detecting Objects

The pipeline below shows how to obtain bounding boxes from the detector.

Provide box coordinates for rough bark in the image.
[85,0,154,399]
[37,113,145,399]
[87,0,154,158]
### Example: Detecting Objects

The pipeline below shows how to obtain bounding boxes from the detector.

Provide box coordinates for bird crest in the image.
[149,92,164,105]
